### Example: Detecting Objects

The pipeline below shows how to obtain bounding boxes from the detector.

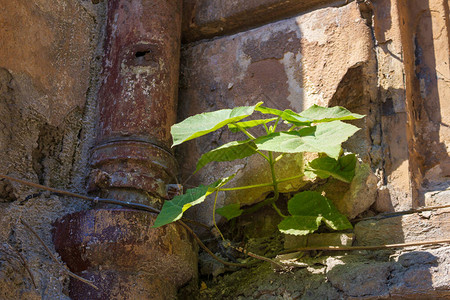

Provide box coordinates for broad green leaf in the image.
[171,102,262,146]
[284,191,352,235]
[196,140,257,172]
[256,106,311,126]
[153,183,217,227]
[299,105,364,123]
[306,154,357,183]
[227,118,277,133]
[278,216,323,235]
[255,121,360,159]
[153,175,235,227]
[216,203,243,220]
[255,106,284,116]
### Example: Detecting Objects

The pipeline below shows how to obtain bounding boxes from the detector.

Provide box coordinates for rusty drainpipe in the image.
[53,1,198,299]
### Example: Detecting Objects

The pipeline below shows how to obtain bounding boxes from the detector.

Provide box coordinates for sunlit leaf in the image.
[305,154,357,183]
[255,121,360,159]
[153,184,216,228]
[278,215,323,235]
[171,102,262,146]
[299,105,365,123]
[280,191,352,235]
[153,176,235,228]
[255,106,311,126]
[227,118,277,133]
[196,140,257,172]
[256,105,365,126]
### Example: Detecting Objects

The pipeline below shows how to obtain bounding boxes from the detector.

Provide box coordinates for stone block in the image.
[284,234,308,250]
[335,162,379,219]
[354,208,450,246]
[327,261,391,298]
[284,233,353,250]
[389,247,450,298]
[182,0,346,42]
[307,233,354,248]
[315,161,379,219]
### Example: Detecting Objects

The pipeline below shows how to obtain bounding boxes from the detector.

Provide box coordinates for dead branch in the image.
[280,239,450,254]
[0,242,36,288]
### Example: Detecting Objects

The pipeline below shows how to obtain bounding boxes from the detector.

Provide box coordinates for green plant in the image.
[153,102,364,236]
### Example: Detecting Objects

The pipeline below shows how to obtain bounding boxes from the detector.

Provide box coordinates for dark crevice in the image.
[0,179,16,203]
[135,50,150,58]
[31,124,62,185]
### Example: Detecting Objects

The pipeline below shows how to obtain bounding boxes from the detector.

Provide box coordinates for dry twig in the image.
[280,239,450,254]
[0,242,36,288]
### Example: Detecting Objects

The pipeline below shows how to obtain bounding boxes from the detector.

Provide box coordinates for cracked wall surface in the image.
[0,0,448,298]
[0,0,105,298]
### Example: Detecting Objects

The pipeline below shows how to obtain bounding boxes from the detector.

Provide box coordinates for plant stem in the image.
[212,190,225,241]
[234,123,270,161]
[248,145,269,161]
[218,173,305,192]
[276,173,304,184]
[272,116,281,132]
[234,123,256,139]
[268,152,278,196]
[272,203,287,218]
[263,123,270,134]
[219,182,276,191]
[267,151,286,218]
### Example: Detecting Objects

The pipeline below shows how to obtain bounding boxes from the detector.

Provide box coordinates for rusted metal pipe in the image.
[89,0,182,204]
[53,1,198,299]
[53,209,198,300]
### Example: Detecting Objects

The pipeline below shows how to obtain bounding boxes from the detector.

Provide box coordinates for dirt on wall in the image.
[0,0,448,299]
[0,0,105,298]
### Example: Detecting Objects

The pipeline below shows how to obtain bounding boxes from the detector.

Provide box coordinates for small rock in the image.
[327,261,391,297]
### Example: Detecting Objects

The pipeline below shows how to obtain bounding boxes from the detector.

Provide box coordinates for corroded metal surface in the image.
[54,1,196,299]
[90,0,182,201]
[53,209,198,299]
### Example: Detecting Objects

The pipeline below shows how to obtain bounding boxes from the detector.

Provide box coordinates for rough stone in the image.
[182,0,346,42]
[371,0,413,211]
[284,233,353,250]
[424,185,450,207]
[313,161,379,219]
[0,0,103,298]
[284,234,308,250]
[327,261,392,298]
[389,247,450,299]
[198,248,450,299]
[394,0,450,206]
[179,2,376,225]
[337,162,379,219]
[354,208,450,246]
[225,153,307,207]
